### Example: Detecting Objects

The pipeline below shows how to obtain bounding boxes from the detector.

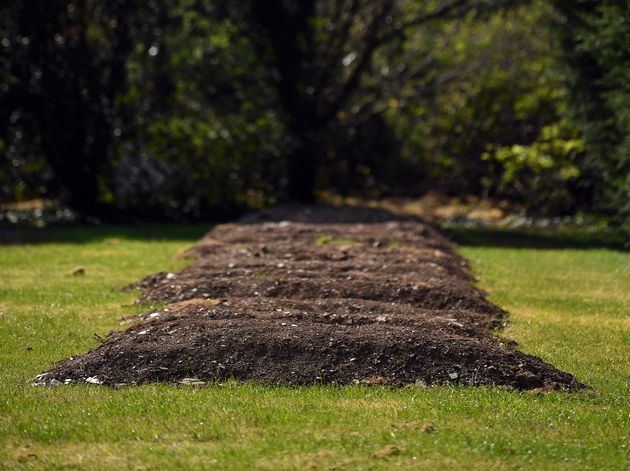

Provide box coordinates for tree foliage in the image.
[0,0,172,216]
[0,0,626,223]
[552,0,630,229]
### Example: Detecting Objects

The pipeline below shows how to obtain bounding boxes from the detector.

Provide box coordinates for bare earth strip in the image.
[37,205,586,390]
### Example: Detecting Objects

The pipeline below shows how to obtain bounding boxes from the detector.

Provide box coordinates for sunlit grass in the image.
[0,225,628,469]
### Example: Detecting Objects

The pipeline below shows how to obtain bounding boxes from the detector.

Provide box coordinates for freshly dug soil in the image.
[37,205,586,390]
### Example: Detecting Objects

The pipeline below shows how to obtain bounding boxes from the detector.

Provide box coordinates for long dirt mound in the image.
[36,205,586,390]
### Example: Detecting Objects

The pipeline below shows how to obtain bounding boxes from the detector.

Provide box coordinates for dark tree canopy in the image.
[0,0,626,233]
[552,0,630,227]
[212,0,521,201]
[0,0,169,217]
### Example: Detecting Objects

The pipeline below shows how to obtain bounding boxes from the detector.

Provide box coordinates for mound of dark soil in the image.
[36,205,586,390]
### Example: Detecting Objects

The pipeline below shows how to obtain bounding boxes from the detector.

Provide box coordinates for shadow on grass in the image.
[2,218,626,252]
[0,224,214,245]
[447,226,627,251]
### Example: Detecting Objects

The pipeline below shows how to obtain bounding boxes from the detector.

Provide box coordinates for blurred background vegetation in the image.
[0,0,628,236]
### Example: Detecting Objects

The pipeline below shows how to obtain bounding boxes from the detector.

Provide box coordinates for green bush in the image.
[481,120,586,214]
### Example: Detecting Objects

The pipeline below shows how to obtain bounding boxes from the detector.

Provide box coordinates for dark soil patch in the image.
[37,205,586,390]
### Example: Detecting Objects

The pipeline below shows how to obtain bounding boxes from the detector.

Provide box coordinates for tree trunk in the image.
[286,145,318,203]
[40,110,112,219]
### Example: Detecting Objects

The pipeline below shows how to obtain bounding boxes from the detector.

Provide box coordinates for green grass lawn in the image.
[0,225,628,470]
